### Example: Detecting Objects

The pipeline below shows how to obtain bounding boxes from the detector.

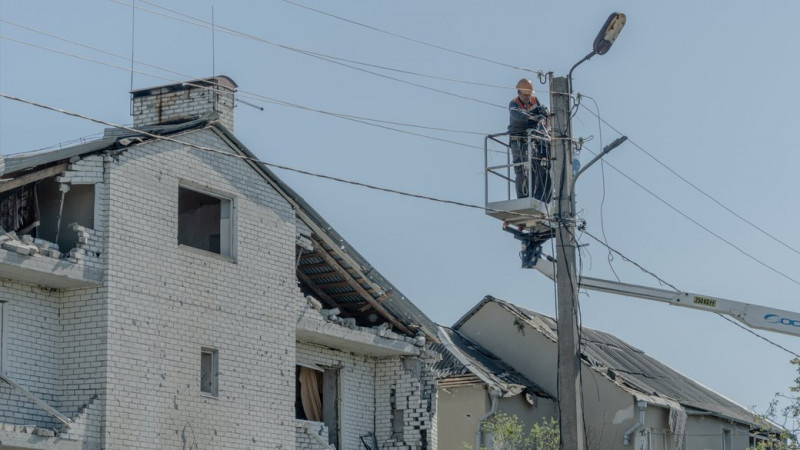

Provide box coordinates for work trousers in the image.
[510,137,552,202]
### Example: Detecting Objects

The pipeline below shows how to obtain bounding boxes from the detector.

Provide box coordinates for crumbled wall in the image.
[296,336,439,450]
[56,154,107,271]
[296,341,377,449]
[101,129,298,448]
[0,280,107,447]
[0,280,62,429]
[296,420,332,449]
[375,349,439,450]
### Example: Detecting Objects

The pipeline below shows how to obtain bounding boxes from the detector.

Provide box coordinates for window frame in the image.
[177,183,236,260]
[200,347,219,397]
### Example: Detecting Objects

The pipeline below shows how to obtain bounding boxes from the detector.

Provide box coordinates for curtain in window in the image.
[0,184,40,234]
[299,367,323,422]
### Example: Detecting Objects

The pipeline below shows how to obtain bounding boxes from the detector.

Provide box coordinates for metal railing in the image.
[484,125,551,206]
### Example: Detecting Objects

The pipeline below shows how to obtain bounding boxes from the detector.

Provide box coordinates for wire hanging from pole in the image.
[129,0,136,92]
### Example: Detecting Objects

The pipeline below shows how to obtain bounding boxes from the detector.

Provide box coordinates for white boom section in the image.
[533,257,800,337]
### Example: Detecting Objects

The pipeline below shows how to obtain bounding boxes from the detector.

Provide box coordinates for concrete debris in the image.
[0,232,64,259]
[306,295,323,311]
[2,240,38,256]
[33,427,56,437]
[320,308,340,319]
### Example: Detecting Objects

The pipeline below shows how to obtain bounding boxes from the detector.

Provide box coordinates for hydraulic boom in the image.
[532,254,800,338]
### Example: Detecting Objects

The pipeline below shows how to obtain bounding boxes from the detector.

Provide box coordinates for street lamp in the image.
[551,12,626,450]
[569,12,627,80]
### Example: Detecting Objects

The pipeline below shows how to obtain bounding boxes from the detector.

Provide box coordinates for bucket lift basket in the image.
[484,128,554,230]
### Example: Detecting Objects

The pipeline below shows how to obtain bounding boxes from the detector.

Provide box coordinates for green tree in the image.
[464,413,560,450]
[751,358,800,449]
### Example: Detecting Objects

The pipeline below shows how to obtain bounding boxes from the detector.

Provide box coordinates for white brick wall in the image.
[296,340,438,450]
[0,280,61,428]
[296,341,376,449]
[101,129,299,448]
[375,350,439,450]
[0,124,439,450]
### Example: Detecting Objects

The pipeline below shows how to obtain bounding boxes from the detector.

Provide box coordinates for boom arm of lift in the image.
[532,254,800,338]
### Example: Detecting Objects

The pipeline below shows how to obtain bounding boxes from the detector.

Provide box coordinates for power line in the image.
[2,90,796,363]
[578,102,800,259]
[279,0,545,76]
[579,229,800,359]
[114,0,510,109]
[0,32,490,153]
[6,24,798,289]
[580,144,800,290]
[3,17,491,137]
[0,91,547,223]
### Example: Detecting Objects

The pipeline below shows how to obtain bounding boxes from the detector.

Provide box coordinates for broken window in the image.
[200,347,219,396]
[37,179,94,252]
[178,186,232,257]
[0,184,40,234]
[0,177,94,253]
[295,365,339,447]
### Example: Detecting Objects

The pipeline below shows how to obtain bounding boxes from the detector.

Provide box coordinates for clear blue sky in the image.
[2,0,799,417]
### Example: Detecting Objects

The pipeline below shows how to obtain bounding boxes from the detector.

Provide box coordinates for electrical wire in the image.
[580,229,800,359]
[0,32,495,154]
[0,91,549,224]
[578,102,800,260]
[577,93,621,283]
[0,20,491,138]
[4,89,799,393]
[2,17,497,146]
[279,0,545,76]
[579,143,800,289]
[122,0,573,99]
[112,0,509,110]
[8,27,797,295]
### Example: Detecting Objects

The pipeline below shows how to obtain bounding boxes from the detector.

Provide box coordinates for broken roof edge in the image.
[209,124,439,341]
[434,325,553,400]
[2,114,217,178]
[0,116,438,341]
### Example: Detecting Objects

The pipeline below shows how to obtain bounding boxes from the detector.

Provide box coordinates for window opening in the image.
[295,365,339,447]
[178,186,232,256]
[200,347,219,396]
[37,179,94,252]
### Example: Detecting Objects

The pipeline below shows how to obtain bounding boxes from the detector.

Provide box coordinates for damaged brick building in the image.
[0,76,439,449]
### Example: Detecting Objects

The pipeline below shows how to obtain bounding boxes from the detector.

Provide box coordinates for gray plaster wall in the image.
[455,302,660,449]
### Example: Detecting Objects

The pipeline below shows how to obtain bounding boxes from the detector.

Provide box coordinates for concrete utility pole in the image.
[549,13,626,449]
[550,75,585,450]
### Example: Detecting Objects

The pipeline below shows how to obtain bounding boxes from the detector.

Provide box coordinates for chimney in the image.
[130,76,237,132]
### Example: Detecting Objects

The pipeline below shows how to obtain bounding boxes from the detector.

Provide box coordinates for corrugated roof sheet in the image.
[215,126,438,339]
[465,296,763,426]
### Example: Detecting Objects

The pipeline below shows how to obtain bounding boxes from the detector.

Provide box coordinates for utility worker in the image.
[508,78,550,201]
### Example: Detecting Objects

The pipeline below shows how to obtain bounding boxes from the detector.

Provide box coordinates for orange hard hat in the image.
[516,78,534,94]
